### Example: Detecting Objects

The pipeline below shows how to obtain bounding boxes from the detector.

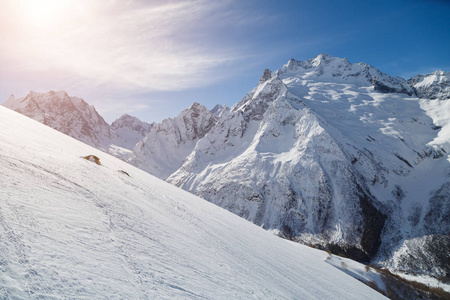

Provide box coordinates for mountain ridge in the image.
[129,102,217,179]
[3,90,122,151]
[111,113,153,149]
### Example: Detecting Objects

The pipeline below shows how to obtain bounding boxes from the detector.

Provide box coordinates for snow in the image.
[420,97,450,148]
[129,102,216,179]
[409,70,450,100]
[279,60,450,277]
[398,273,450,294]
[278,54,414,96]
[0,106,387,298]
[111,114,152,150]
[325,255,387,293]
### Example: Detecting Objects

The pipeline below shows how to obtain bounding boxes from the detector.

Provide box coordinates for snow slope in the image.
[0,106,388,299]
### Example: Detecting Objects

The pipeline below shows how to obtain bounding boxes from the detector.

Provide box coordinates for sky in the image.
[0,0,449,123]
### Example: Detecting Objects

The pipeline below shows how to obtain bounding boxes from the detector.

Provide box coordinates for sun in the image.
[17,0,77,29]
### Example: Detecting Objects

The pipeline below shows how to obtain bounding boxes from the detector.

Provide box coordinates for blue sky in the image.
[0,0,449,123]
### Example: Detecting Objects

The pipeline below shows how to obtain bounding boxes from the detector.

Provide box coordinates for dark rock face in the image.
[424,182,450,234]
[393,235,450,278]
[358,188,387,259]
[372,79,415,96]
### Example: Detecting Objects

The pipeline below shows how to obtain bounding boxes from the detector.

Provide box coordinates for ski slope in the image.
[0,106,386,298]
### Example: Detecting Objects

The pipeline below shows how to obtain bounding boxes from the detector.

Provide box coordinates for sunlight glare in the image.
[17,0,79,30]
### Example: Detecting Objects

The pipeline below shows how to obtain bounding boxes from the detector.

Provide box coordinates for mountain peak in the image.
[2,90,119,150]
[279,55,414,95]
[6,94,15,102]
[3,95,19,110]
[210,104,230,117]
[408,70,450,99]
[258,68,273,84]
[27,90,38,97]
[283,54,352,72]
[111,114,152,149]
[49,90,69,98]
[311,53,333,66]
[129,102,217,179]
[189,102,203,110]
[432,70,445,76]
[114,113,140,122]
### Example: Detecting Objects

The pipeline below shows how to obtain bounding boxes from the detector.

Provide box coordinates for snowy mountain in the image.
[2,90,124,152]
[3,55,449,284]
[278,54,415,96]
[0,105,388,299]
[129,102,217,179]
[161,55,450,279]
[408,70,450,100]
[111,113,153,149]
[210,104,230,117]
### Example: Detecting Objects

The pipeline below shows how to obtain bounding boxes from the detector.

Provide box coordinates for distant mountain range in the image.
[3,54,449,281]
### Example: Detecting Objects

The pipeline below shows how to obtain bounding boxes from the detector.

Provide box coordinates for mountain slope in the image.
[2,90,123,152]
[111,113,153,149]
[408,70,450,100]
[168,70,387,262]
[129,102,216,179]
[0,106,386,299]
[166,55,450,278]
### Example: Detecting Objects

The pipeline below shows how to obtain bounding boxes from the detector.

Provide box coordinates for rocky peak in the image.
[128,102,217,179]
[186,102,208,119]
[278,54,414,96]
[408,70,450,100]
[233,75,287,122]
[177,102,216,141]
[3,95,19,110]
[110,114,152,150]
[210,104,230,117]
[258,68,273,84]
[310,53,346,67]
[283,54,351,72]
[111,114,151,131]
[189,102,202,110]
[2,90,118,150]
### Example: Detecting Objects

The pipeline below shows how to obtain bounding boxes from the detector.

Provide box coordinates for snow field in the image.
[0,106,387,299]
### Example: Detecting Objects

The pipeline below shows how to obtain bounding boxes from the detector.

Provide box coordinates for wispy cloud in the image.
[0,0,255,94]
